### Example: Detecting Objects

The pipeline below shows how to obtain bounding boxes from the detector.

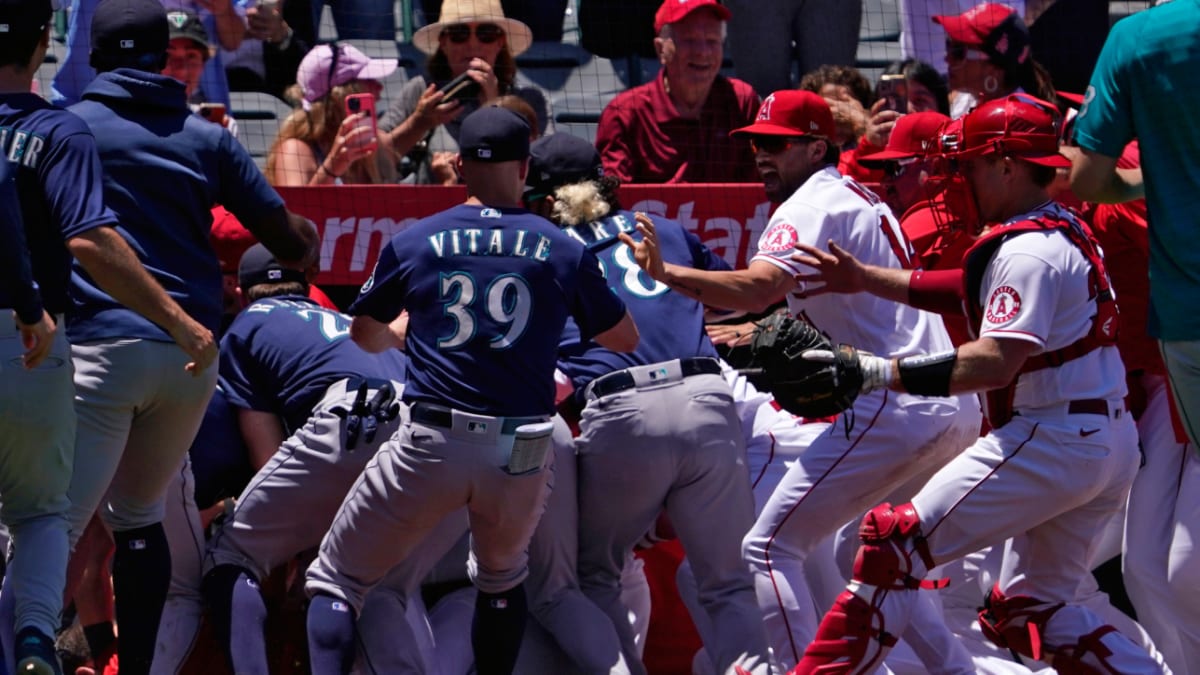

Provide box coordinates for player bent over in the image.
[303,107,638,675]
[788,94,1166,674]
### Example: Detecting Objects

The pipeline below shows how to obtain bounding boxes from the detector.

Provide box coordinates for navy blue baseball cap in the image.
[525,133,605,200]
[458,107,531,163]
[0,0,52,36]
[238,243,308,289]
[91,0,169,59]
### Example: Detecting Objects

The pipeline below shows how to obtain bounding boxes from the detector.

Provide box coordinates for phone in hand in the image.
[438,72,481,104]
[343,93,379,150]
[197,102,227,126]
[877,74,908,113]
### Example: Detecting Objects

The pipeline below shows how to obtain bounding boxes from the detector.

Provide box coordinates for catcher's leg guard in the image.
[792,503,940,675]
[978,584,1147,674]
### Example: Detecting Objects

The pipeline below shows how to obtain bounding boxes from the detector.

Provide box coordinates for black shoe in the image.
[14,627,62,675]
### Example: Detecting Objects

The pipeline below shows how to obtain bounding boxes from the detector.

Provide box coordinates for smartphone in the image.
[877,74,907,113]
[343,93,379,150]
[197,102,226,126]
[438,72,481,104]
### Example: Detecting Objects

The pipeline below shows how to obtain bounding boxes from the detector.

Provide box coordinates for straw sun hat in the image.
[413,0,533,56]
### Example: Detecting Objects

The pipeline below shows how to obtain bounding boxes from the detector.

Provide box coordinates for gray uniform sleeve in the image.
[379,76,428,134]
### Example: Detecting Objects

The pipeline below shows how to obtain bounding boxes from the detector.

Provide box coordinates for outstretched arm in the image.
[620,212,792,313]
[1068,146,1144,204]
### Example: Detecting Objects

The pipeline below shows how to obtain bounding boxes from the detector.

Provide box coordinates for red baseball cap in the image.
[730,90,836,139]
[210,207,256,274]
[654,0,731,33]
[861,112,952,165]
[933,3,1031,68]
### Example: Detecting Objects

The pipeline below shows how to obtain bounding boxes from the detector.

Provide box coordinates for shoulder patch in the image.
[985,285,1021,324]
[758,222,799,253]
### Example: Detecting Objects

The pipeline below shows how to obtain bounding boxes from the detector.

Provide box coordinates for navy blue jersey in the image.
[557,210,730,393]
[220,295,408,432]
[187,384,254,508]
[0,159,41,324]
[0,93,117,316]
[351,204,627,416]
[66,70,284,344]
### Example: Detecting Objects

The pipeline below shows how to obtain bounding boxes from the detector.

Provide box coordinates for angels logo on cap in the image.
[756,94,775,122]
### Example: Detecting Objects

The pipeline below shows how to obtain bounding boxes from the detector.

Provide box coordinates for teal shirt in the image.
[1073,0,1200,340]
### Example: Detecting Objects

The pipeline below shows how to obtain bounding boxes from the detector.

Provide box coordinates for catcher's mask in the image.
[924,94,1068,236]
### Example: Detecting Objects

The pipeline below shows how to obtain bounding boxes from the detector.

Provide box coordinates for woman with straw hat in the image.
[377,0,551,185]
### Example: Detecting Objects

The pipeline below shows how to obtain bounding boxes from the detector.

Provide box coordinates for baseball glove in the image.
[745,312,863,418]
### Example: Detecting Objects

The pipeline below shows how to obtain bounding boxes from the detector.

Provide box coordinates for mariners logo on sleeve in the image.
[758,222,799,253]
[360,265,376,294]
[985,285,1022,324]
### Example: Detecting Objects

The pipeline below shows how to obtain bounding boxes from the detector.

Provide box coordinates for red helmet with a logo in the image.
[949,94,1071,168]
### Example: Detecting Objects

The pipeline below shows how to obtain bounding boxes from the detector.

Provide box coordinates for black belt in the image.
[408,402,544,434]
[1067,398,1119,417]
[1013,398,1121,418]
[587,357,722,399]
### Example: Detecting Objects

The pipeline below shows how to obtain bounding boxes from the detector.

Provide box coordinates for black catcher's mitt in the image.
[745,313,863,418]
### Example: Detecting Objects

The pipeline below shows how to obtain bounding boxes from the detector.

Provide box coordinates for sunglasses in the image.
[749,136,807,155]
[945,42,989,62]
[441,23,504,44]
[883,157,919,179]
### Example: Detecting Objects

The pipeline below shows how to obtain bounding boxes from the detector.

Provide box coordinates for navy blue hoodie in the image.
[67,69,283,343]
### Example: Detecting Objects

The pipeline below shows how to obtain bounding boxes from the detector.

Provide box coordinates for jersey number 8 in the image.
[438,272,533,350]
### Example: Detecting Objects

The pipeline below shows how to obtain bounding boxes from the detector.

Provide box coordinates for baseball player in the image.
[59,0,317,671]
[1,0,248,670]
[624,89,980,673]
[303,106,637,675]
[786,94,1163,674]
[522,133,770,675]
[193,244,404,675]
[1070,0,1200,454]
[1082,142,1200,674]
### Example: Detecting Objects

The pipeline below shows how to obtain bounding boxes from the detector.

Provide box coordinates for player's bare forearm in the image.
[661,263,785,313]
[350,315,405,353]
[68,228,197,337]
[248,207,320,270]
[238,408,287,471]
[1069,147,1145,204]
[859,265,914,305]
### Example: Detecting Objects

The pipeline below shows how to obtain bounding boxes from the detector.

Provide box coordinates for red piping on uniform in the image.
[751,431,777,491]
[762,391,889,664]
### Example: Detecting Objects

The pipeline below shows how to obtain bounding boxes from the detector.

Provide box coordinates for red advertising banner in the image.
[277,184,774,287]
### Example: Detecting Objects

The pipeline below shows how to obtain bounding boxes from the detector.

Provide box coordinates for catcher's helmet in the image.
[951,94,1071,168]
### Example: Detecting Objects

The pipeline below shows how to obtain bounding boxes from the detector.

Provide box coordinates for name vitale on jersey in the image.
[427,227,553,260]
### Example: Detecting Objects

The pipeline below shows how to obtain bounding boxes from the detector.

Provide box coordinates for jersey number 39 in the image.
[438,272,532,350]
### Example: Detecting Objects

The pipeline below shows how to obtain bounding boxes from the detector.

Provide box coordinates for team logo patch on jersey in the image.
[758,222,799,253]
[985,285,1021,324]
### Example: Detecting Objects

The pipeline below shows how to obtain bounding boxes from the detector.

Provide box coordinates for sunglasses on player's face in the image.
[441,23,504,44]
[749,136,808,155]
[883,157,919,179]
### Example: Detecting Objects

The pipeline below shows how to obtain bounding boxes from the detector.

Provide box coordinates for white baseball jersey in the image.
[751,166,954,359]
[976,202,1127,409]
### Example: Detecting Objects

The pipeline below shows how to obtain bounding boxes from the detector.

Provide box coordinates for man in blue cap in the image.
[303,106,638,675]
[58,0,318,671]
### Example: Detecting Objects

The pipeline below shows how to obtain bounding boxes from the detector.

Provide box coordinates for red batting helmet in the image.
[949,94,1071,168]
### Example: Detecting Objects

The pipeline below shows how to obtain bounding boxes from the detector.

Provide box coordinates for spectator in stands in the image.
[377,0,545,185]
[419,0,569,44]
[267,43,400,185]
[594,0,760,184]
[838,58,949,181]
[223,0,313,101]
[162,9,238,138]
[53,0,245,106]
[725,0,861,97]
[798,64,874,150]
[934,2,1057,117]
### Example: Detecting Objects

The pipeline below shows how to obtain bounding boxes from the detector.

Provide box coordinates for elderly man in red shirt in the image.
[595,0,760,183]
